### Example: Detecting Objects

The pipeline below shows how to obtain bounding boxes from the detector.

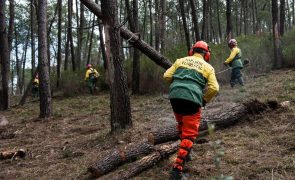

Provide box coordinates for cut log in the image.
[79,0,172,70]
[0,149,26,160]
[88,141,154,177]
[88,100,282,178]
[148,100,281,145]
[111,141,179,180]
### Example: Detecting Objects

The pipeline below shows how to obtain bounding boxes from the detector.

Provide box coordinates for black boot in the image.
[170,168,182,180]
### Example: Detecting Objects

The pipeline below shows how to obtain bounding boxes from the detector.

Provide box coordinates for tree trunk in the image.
[189,0,200,42]
[148,0,153,47]
[160,0,166,52]
[79,0,172,70]
[8,0,14,95]
[216,0,222,42]
[38,0,51,118]
[88,141,154,177]
[201,0,209,41]
[87,100,281,178]
[30,0,36,78]
[226,0,233,40]
[101,0,132,131]
[15,27,20,94]
[77,2,84,70]
[279,0,285,36]
[98,20,107,70]
[111,142,179,180]
[131,0,141,95]
[179,0,191,51]
[272,0,283,69]
[87,16,95,65]
[0,0,10,110]
[56,0,62,88]
[154,0,160,51]
[68,0,76,71]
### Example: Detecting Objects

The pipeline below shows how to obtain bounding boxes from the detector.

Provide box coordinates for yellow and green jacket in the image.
[163,53,219,106]
[33,78,39,85]
[224,47,243,69]
[85,68,99,81]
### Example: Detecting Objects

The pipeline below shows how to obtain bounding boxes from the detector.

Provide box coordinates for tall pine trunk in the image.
[179,0,191,51]
[56,0,62,87]
[0,0,10,110]
[30,0,36,78]
[189,0,200,42]
[226,0,233,40]
[101,0,132,132]
[272,0,283,69]
[38,0,52,118]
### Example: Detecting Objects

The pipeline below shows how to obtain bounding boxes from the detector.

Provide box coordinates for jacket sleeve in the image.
[163,60,179,83]
[203,68,219,103]
[85,70,89,80]
[224,48,239,64]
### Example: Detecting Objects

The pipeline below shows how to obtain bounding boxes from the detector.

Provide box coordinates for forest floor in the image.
[1,69,295,180]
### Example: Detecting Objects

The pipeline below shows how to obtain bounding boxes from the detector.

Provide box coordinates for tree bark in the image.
[87,100,282,179]
[38,0,51,118]
[226,0,233,40]
[30,0,36,78]
[160,0,166,52]
[0,0,10,110]
[98,20,107,70]
[8,0,14,95]
[111,142,179,180]
[68,0,76,71]
[88,141,154,177]
[101,0,132,131]
[279,0,285,36]
[56,0,62,88]
[216,0,222,42]
[189,0,200,42]
[79,0,172,70]
[272,0,283,69]
[179,0,191,51]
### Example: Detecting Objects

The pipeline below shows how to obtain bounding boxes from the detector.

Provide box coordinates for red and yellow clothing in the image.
[164,53,219,172]
[164,53,219,105]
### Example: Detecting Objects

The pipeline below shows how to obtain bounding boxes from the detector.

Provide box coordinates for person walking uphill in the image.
[223,39,244,87]
[32,74,39,97]
[85,64,100,94]
[163,41,219,180]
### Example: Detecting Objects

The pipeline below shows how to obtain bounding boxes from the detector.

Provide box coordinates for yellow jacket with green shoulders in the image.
[163,53,219,106]
[224,47,243,69]
[85,68,99,80]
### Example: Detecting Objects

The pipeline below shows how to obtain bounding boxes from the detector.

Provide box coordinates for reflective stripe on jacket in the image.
[163,53,219,106]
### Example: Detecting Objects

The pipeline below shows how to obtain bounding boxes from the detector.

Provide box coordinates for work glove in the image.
[223,62,228,66]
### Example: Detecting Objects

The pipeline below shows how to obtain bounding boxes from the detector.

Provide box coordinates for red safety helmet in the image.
[86,64,92,69]
[188,41,211,61]
[228,39,237,48]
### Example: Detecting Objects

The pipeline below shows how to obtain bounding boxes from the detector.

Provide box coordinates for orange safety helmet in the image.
[188,41,211,61]
[86,64,92,69]
[228,39,237,48]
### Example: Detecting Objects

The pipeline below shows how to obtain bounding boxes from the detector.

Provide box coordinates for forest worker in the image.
[164,41,219,180]
[32,74,39,97]
[223,38,244,87]
[85,64,100,94]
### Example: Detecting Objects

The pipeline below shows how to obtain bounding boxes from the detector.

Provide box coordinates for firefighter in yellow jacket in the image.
[85,64,100,94]
[32,74,39,97]
[224,39,244,87]
[164,41,219,180]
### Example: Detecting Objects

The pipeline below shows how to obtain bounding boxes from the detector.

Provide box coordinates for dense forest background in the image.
[0,0,295,122]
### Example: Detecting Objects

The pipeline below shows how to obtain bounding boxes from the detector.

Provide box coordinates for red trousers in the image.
[173,109,201,171]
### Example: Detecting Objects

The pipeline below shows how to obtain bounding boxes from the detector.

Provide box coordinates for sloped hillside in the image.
[0,69,294,179]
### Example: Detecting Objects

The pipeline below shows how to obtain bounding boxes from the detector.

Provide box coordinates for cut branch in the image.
[79,0,172,69]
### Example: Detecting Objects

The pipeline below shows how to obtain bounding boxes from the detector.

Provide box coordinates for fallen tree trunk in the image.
[148,100,280,145]
[88,141,154,177]
[79,0,172,70]
[88,100,281,178]
[0,149,26,160]
[111,141,179,180]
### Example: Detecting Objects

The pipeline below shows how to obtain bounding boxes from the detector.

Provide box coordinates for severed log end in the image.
[88,141,155,178]
[0,149,26,160]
